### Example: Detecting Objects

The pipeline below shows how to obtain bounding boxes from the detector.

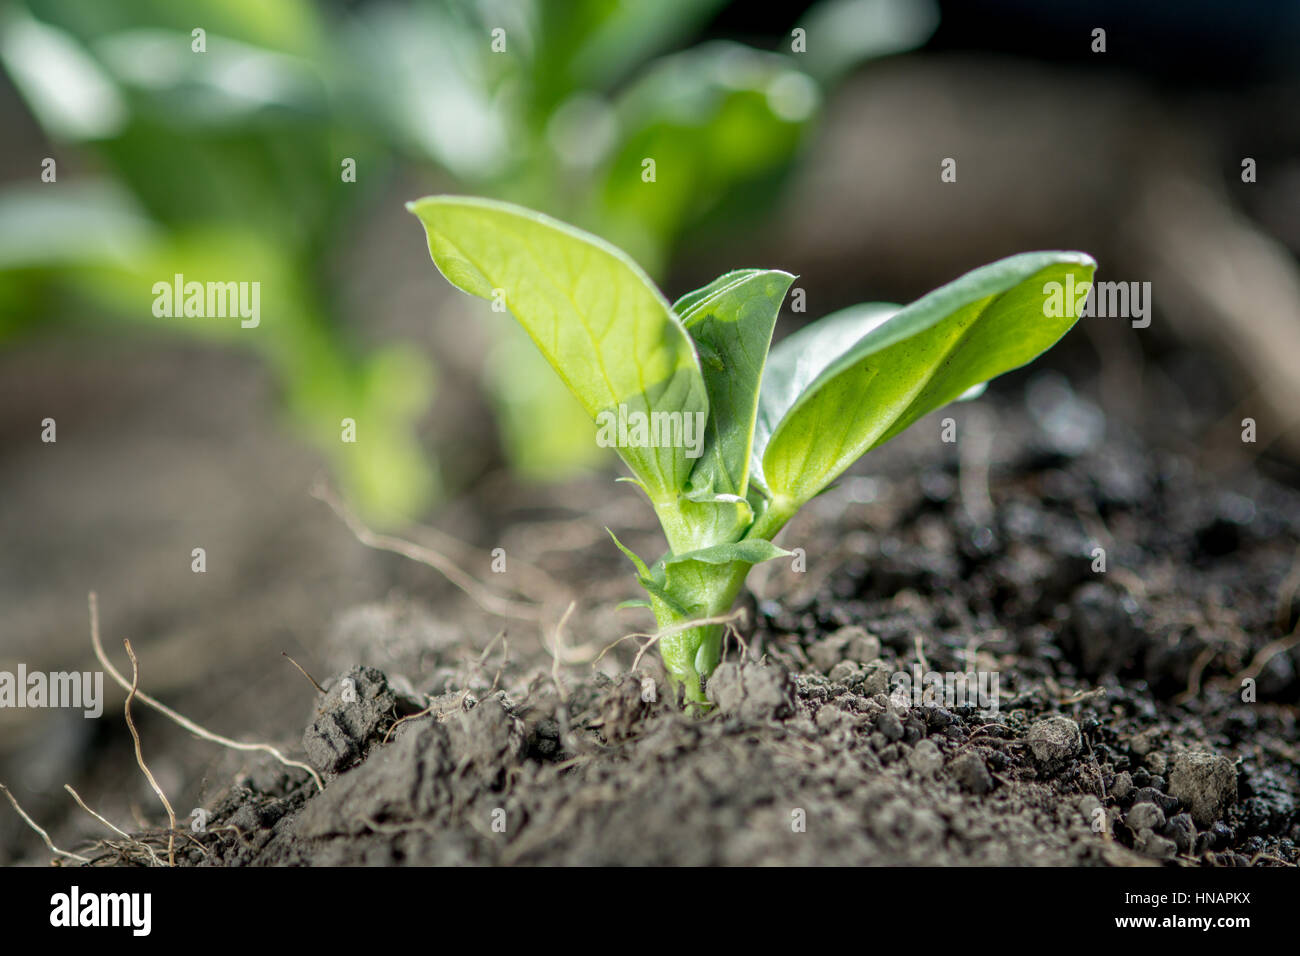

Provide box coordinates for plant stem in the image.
[649,493,800,709]
[744,494,797,545]
[651,552,758,707]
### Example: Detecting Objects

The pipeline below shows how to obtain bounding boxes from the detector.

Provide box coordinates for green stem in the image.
[647,493,800,710]
[655,564,748,707]
[744,494,797,545]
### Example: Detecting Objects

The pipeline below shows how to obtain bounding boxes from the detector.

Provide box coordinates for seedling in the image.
[410,196,1096,708]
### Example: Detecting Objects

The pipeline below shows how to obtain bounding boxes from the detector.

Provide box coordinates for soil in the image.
[51,358,1298,868]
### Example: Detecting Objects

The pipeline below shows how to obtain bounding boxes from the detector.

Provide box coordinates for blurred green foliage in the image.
[0,0,935,521]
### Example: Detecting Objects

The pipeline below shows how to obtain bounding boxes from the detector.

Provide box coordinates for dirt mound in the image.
[174,644,1291,865]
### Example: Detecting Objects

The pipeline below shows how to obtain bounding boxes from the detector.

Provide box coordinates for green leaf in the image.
[673,269,794,499]
[616,599,653,611]
[607,528,651,579]
[639,576,693,619]
[610,529,693,616]
[750,302,899,496]
[408,195,707,500]
[639,538,789,621]
[757,251,1096,504]
[671,268,762,319]
[664,538,791,569]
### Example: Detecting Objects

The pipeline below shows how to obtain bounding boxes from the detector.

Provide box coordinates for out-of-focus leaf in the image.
[343,4,509,180]
[0,182,156,269]
[796,0,939,83]
[22,0,323,58]
[529,0,729,111]
[598,43,816,272]
[0,9,127,139]
[93,29,327,119]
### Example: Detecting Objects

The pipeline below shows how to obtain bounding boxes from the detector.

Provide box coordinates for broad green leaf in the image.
[673,268,794,497]
[409,195,708,500]
[757,251,1096,504]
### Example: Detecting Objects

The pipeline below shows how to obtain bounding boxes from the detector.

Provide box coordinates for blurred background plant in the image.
[0,0,937,522]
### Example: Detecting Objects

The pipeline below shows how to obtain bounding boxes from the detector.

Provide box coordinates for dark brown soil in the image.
[63,366,1296,867]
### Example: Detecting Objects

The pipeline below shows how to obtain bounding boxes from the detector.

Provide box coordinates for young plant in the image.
[409,196,1096,708]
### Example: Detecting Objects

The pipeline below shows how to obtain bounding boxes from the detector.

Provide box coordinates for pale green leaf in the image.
[408,195,707,499]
